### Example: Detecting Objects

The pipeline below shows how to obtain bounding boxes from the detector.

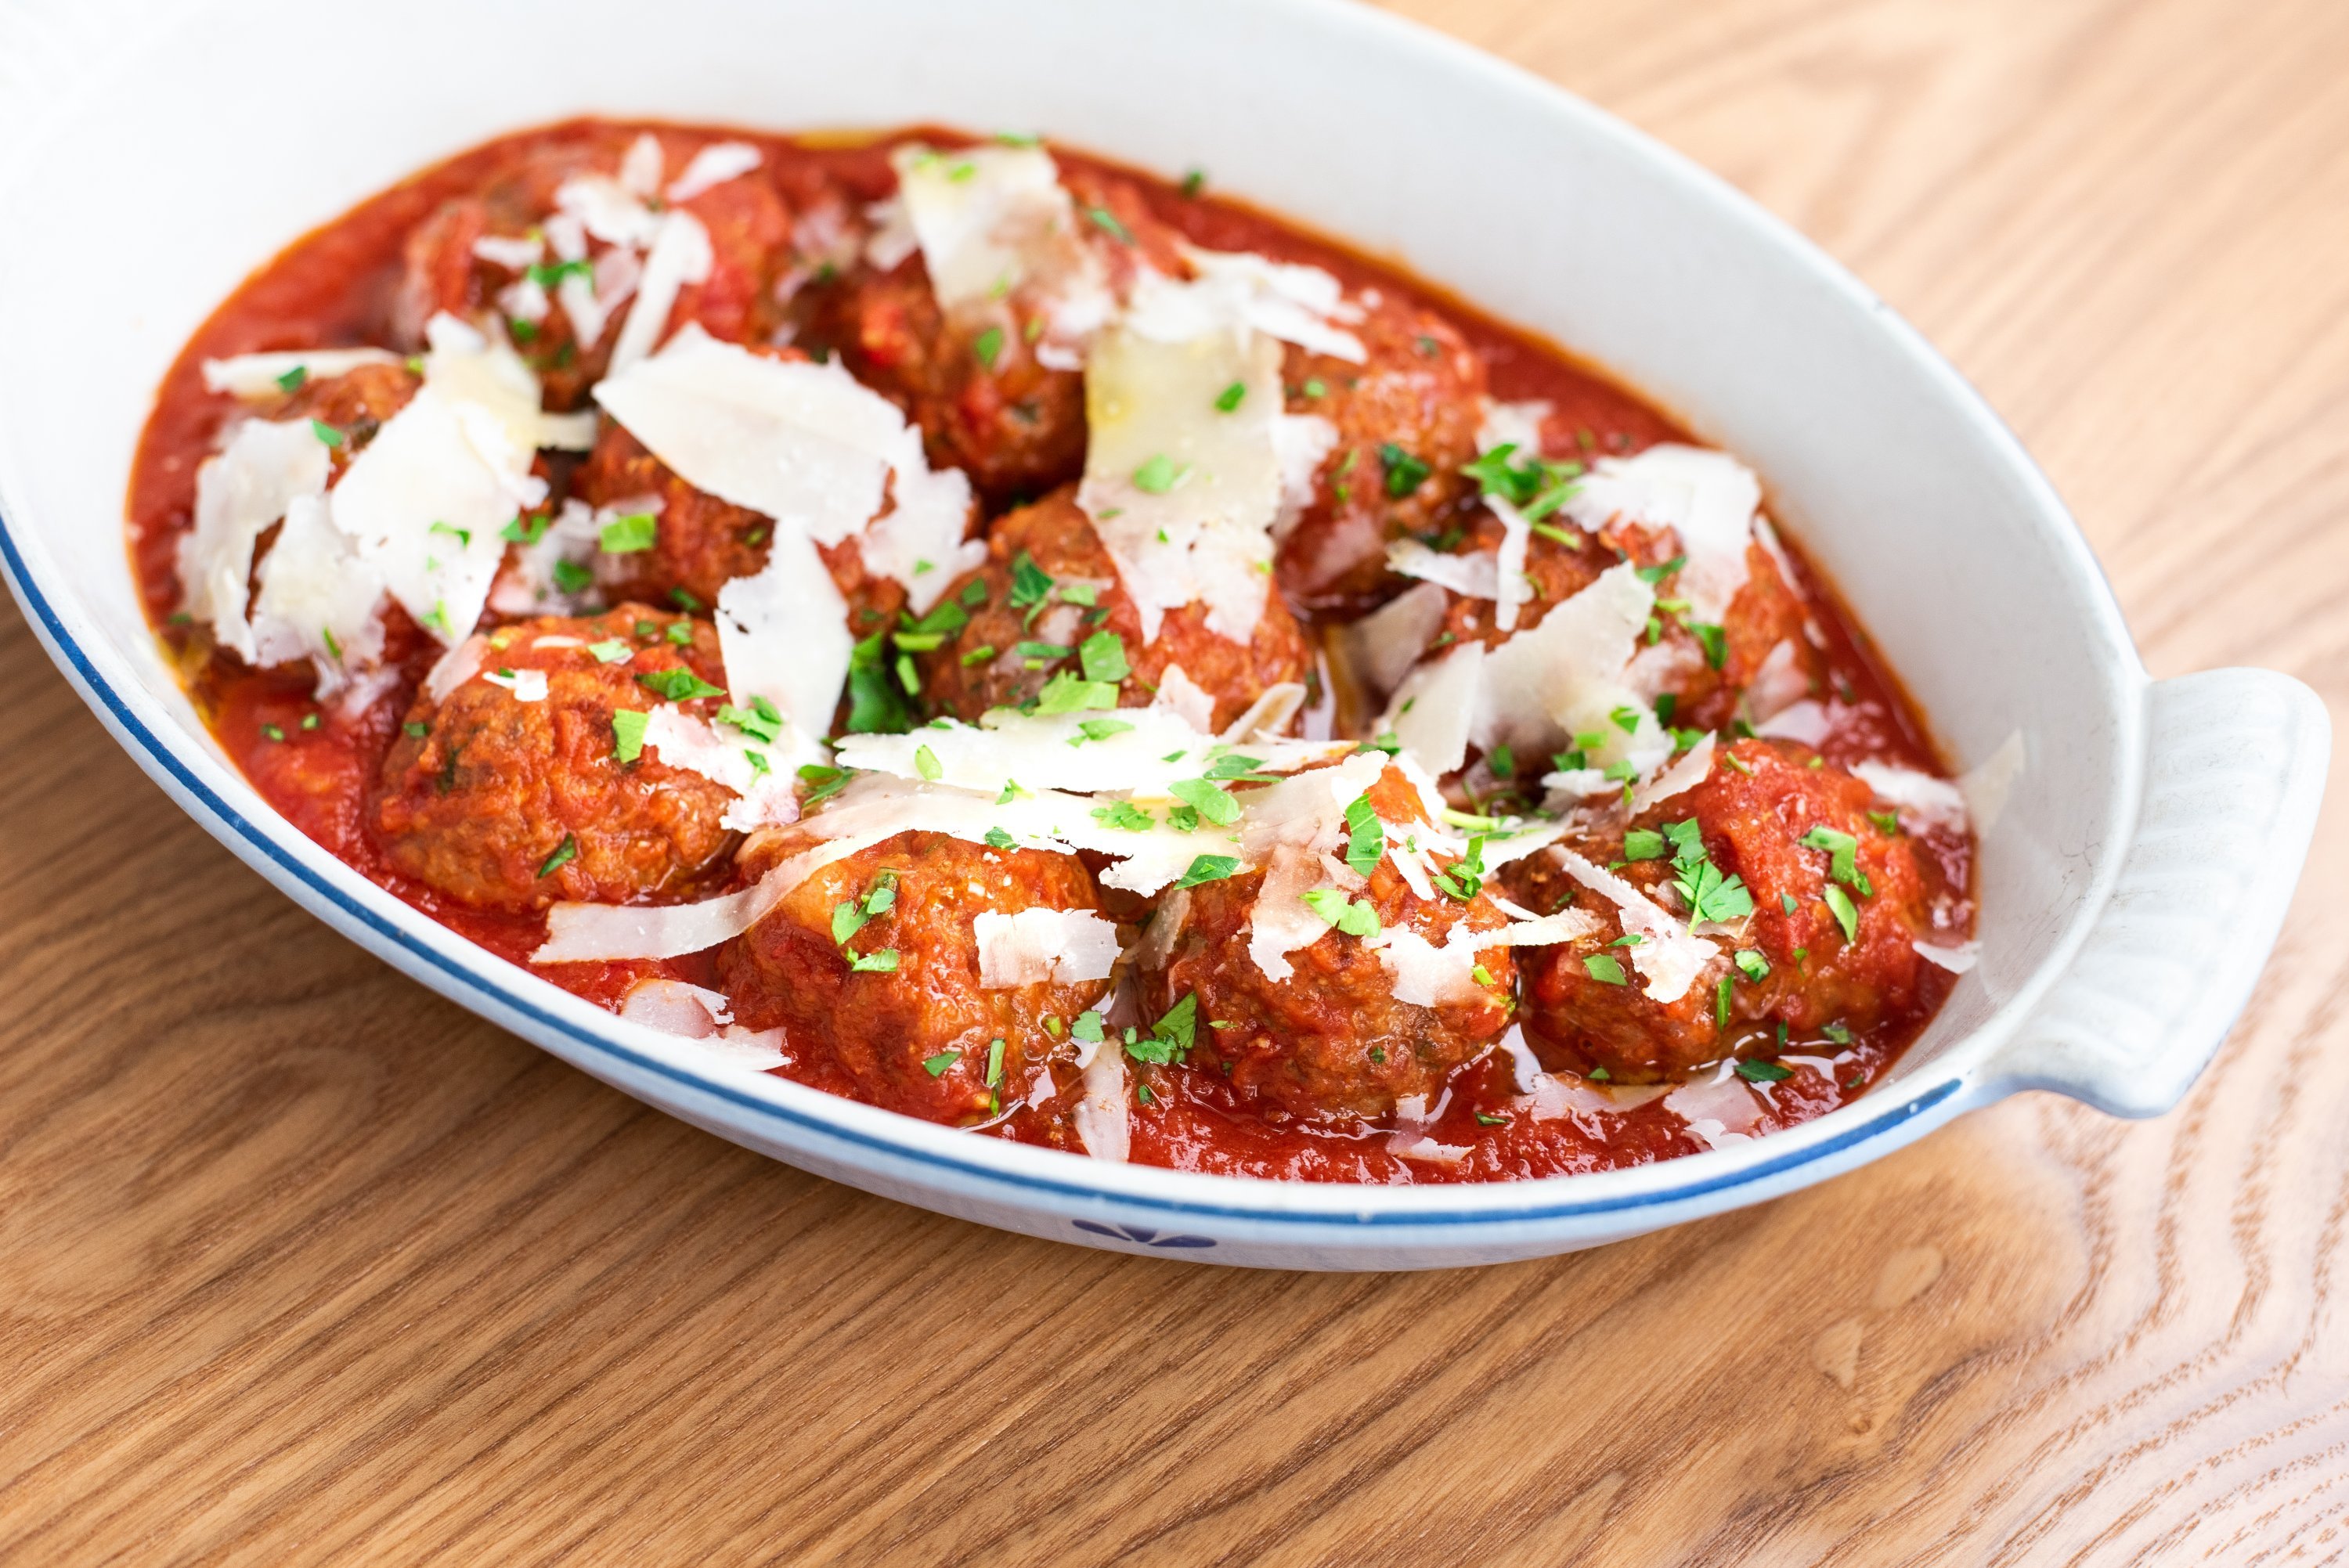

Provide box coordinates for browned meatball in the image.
[570,415,916,633]
[399,128,792,409]
[1135,762,1517,1123]
[1507,737,1935,1080]
[802,164,1186,506]
[914,485,1312,732]
[265,362,424,478]
[717,831,1109,1126]
[1273,295,1488,612]
[370,607,738,909]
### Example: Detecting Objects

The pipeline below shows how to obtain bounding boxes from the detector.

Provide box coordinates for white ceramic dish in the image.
[0,0,2326,1270]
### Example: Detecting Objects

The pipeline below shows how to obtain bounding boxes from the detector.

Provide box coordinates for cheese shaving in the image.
[1077,325,1283,645]
[1564,445,1759,624]
[1548,846,1717,1004]
[974,907,1121,987]
[1853,759,1969,834]
[1124,245,1366,362]
[181,417,332,663]
[201,348,402,401]
[666,141,763,203]
[1387,539,1498,598]
[1629,733,1716,815]
[640,703,810,831]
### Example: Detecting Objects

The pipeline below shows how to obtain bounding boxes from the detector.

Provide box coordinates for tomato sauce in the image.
[128,119,1972,1181]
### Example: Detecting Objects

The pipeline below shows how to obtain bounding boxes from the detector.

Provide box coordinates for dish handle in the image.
[1983,667,2329,1117]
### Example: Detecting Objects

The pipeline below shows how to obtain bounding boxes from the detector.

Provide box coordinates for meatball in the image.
[914,485,1312,732]
[1273,294,1489,612]
[370,607,738,908]
[716,831,1108,1125]
[398,128,792,409]
[265,361,424,478]
[1507,737,1934,1080]
[570,411,922,633]
[1135,762,1517,1122]
[803,164,1186,506]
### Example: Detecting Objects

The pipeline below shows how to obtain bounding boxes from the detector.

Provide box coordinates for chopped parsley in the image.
[848,948,900,974]
[274,365,307,393]
[1623,828,1667,860]
[599,512,657,553]
[1822,1022,1853,1046]
[1343,793,1384,877]
[587,638,632,665]
[611,708,649,762]
[1431,834,1488,903]
[973,326,1005,369]
[1824,884,1860,943]
[1131,453,1189,495]
[1584,953,1629,986]
[536,834,577,878]
[1379,442,1432,497]
[1214,380,1247,413]
[1072,1010,1106,1043]
[1091,800,1155,832]
[914,744,943,780]
[1734,948,1771,982]
[550,559,594,594]
[798,763,853,805]
[1074,716,1133,744]
[844,631,913,734]
[1078,629,1129,683]
[984,1037,1006,1088]
[1736,1058,1793,1083]
[403,721,430,739]
[1172,853,1242,889]
[922,1050,958,1077]
[262,723,286,742]
[635,666,726,702]
[309,419,344,448]
[1086,205,1134,243]
[1661,817,1753,929]
[1301,887,1380,938]
[1033,669,1119,713]
[983,827,1018,850]
[1801,825,1872,895]
[1168,777,1239,826]
[715,698,783,744]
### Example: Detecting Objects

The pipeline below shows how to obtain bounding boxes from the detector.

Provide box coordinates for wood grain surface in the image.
[5,0,2347,1561]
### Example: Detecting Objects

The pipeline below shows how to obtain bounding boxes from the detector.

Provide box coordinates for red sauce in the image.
[128,119,1972,1181]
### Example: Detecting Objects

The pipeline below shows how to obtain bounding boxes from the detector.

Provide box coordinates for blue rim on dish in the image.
[0,484,1969,1227]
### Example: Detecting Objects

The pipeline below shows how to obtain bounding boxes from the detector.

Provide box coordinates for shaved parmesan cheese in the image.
[1078,325,1283,645]
[1853,759,1968,833]
[1743,639,1810,725]
[483,667,550,703]
[1126,244,1367,361]
[1377,928,1481,1007]
[714,524,851,758]
[1566,445,1759,623]
[1629,733,1716,815]
[557,244,642,359]
[1381,639,1482,777]
[1073,1026,1131,1162]
[1271,412,1340,536]
[473,232,543,272]
[1219,681,1308,744]
[1665,1065,1765,1149]
[863,196,918,272]
[1489,494,1535,633]
[1473,562,1669,773]
[1915,938,1980,974]
[974,907,1121,987]
[836,707,1345,798]
[891,144,1113,347]
[425,634,488,703]
[1150,665,1217,733]
[1238,752,1387,981]
[1474,907,1602,949]
[1132,889,1192,971]
[1339,580,1449,703]
[640,704,809,830]
[201,348,402,401]
[1477,398,1552,458]
[607,210,712,376]
[489,499,602,616]
[329,386,520,646]
[595,323,966,579]
[181,418,331,662]
[857,464,981,615]
[423,312,590,454]
[1549,846,1717,1004]
[666,140,762,203]
[619,133,664,198]
[1387,539,1497,598]
[248,493,387,687]
[619,979,788,1070]
[554,171,665,250]
[1755,697,1833,745]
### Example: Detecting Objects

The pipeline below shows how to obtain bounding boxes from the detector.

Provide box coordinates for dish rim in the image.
[0,0,2149,1228]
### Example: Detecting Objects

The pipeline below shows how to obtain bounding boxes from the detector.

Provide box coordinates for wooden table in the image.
[5,0,2345,1560]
